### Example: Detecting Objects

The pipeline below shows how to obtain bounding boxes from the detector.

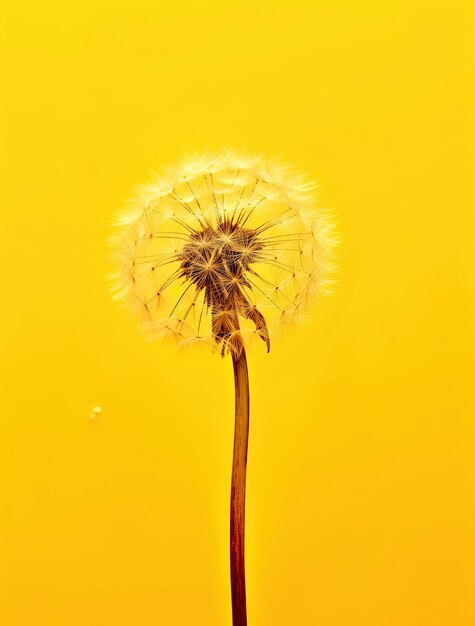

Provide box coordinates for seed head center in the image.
[176,222,270,355]
[178,224,262,292]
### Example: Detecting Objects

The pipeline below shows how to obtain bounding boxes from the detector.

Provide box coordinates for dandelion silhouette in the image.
[110,151,336,626]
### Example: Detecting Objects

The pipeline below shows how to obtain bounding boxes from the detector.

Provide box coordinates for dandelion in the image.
[109,151,336,626]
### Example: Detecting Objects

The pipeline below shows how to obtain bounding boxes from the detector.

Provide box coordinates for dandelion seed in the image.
[110,151,336,355]
[89,406,102,420]
[108,150,337,626]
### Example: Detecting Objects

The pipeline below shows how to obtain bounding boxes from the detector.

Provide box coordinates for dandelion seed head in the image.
[110,151,337,356]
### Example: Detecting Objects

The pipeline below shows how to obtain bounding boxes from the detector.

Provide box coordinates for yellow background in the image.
[1,1,473,625]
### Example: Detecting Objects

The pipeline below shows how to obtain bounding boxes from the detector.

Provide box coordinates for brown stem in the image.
[230,348,250,626]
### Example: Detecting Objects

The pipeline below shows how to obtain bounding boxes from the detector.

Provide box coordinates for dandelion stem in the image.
[230,348,250,626]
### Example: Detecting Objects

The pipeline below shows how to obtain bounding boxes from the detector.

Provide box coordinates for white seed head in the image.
[109,151,337,356]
